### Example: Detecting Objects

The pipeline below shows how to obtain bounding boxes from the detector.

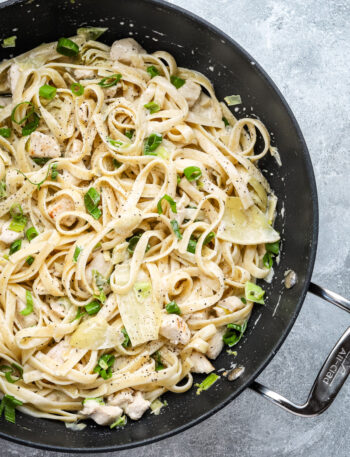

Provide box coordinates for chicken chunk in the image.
[0,220,23,245]
[110,38,145,64]
[189,351,215,374]
[160,314,191,345]
[48,196,75,226]
[86,252,113,284]
[108,388,134,409]
[8,63,21,94]
[29,132,60,159]
[178,80,201,108]
[124,391,150,421]
[74,68,95,80]
[206,328,225,360]
[80,399,123,426]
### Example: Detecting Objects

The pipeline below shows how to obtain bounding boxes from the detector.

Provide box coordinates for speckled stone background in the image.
[0,0,349,456]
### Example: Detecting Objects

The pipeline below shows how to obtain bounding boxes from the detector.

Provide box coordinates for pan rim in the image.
[0,0,319,452]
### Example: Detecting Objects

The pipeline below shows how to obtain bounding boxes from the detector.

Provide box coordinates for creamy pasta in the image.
[0,32,280,426]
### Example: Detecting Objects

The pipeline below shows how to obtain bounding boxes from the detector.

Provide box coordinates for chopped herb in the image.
[147,66,159,78]
[266,241,280,255]
[203,231,215,245]
[9,203,27,232]
[11,101,34,125]
[32,157,49,166]
[144,133,162,155]
[20,290,34,316]
[165,301,181,315]
[187,236,197,254]
[98,73,122,88]
[223,321,247,347]
[0,395,23,424]
[56,37,79,57]
[144,101,160,114]
[2,36,17,48]
[85,300,101,315]
[9,239,22,255]
[263,252,273,269]
[25,227,38,241]
[224,94,242,106]
[121,327,130,348]
[222,117,230,127]
[127,233,150,255]
[70,82,84,96]
[157,194,177,214]
[241,297,247,304]
[77,26,108,41]
[152,351,165,371]
[170,75,185,89]
[195,373,219,395]
[72,307,85,322]
[26,256,34,265]
[0,128,11,138]
[110,415,126,428]
[245,281,265,304]
[184,166,202,182]
[0,363,23,383]
[73,246,82,262]
[39,84,57,100]
[94,353,115,380]
[84,187,102,220]
[124,129,134,140]
[170,219,182,239]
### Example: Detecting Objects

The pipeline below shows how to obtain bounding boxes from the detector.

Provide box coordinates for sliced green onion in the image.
[82,397,104,405]
[84,187,101,220]
[152,351,165,371]
[77,26,108,41]
[127,234,150,255]
[11,102,34,125]
[124,129,134,140]
[21,112,40,136]
[51,163,58,180]
[241,297,247,304]
[21,290,34,316]
[150,399,167,415]
[184,166,202,182]
[0,395,23,424]
[0,128,11,138]
[153,145,169,160]
[157,194,177,214]
[0,181,6,199]
[85,300,101,315]
[113,158,122,169]
[222,117,230,127]
[266,241,280,255]
[2,36,17,48]
[10,203,23,219]
[25,227,38,241]
[0,363,23,383]
[177,175,181,185]
[170,219,182,240]
[147,66,160,78]
[94,353,115,380]
[72,307,85,322]
[9,219,26,232]
[223,321,247,347]
[94,290,106,304]
[224,94,242,106]
[144,133,162,155]
[195,373,220,395]
[187,236,197,254]
[133,282,152,301]
[39,84,57,100]
[165,301,181,315]
[73,246,82,262]
[9,240,21,255]
[98,73,122,88]
[110,415,126,429]
[121,327,131,348]
[26,256,34,266]
[32,157,49,166]
[203,231,215,245]
[70,82,84,96]
[56,37,79,57]
[144,101,160,114]
[263,252,273,269]
[245,281,265,304]
[16,162,56,190]
[170,75,185,89]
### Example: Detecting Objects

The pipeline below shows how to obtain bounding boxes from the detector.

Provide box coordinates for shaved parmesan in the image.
[116,266,161,347]
[70,317,121,350]
[217,197,280,245]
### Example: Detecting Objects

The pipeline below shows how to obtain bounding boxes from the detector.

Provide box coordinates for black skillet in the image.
[0,0,349,452]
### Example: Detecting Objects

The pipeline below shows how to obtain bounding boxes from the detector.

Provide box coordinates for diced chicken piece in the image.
[104,86,117,99]
[48,196,75,226]
[206,328,225,360]
[189,351,215,374]
[29,132,60,159]
[86,252,113,284]
[124,391,150,421]
[80,399,123,426]
[17,298,37,328]
[160,314,191,345]
[108,388,134,408]
[110,38,145,64]
[8,63,21,94]
[178,80,201,108]
[74,68,95,80]
[0,220,23,245]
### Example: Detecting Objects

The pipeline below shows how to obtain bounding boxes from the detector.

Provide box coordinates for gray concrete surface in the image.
[0,0,349,456]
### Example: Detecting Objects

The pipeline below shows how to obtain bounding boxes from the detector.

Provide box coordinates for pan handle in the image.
[249,282,350,417]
